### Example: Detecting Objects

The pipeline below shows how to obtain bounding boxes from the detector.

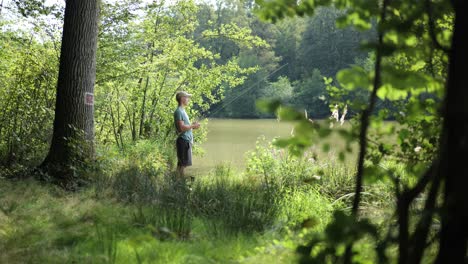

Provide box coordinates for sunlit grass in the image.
[0,119,404,263]
[0,178,257,263]
[0,163,340,263]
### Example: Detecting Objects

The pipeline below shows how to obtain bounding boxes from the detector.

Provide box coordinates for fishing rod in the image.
[195,63,289,122]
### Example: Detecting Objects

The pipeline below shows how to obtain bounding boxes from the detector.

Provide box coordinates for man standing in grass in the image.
[174,91,200,180]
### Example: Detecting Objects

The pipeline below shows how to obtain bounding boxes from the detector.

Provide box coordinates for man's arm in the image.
[177,120,200,132]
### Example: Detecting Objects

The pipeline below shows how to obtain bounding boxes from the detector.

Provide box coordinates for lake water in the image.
[187,119,357,175]
[189,118,355,176]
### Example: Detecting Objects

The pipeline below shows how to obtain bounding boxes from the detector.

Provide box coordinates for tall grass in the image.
[0,139,399,263]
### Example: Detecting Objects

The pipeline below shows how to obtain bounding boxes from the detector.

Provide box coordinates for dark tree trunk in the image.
[40,0,99,185]
[436,0,468,262]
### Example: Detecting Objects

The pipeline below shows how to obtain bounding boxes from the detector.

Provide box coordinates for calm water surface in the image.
[190,119,294,175]
[189,119,388,176]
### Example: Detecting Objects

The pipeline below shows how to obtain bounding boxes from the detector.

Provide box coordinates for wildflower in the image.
[414,146,422,153]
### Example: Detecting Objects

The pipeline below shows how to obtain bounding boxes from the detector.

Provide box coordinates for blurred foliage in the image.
[255,0,450,261]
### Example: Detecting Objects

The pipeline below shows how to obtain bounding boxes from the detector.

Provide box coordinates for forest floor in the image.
[0,161,397,263]
[0,176,319,263]
[0,138,406,263]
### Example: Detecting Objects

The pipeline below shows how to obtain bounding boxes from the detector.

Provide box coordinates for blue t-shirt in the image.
[174,106,193,142]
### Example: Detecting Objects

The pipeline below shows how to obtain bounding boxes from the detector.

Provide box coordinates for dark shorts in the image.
[176,137,192,167]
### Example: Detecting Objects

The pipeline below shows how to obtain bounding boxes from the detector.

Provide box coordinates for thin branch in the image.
[408,172,441,263]
[344,0,390,263]
[148,71,169,124]
[398,191,410,263]
[396,161,437,264]
[351,0,390,215]
[405,162,436,202]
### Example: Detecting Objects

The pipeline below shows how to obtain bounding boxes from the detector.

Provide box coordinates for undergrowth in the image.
[0,139,399,263]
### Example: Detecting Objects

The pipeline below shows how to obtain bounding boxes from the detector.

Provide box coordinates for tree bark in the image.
[41,0,100,184]
[436,0,468,262]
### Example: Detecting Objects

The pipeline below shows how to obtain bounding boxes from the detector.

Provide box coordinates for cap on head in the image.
[176,91,192,102]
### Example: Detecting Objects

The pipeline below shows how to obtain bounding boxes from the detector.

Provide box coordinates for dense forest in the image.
[1,0,466,263]
[0,0,394,164]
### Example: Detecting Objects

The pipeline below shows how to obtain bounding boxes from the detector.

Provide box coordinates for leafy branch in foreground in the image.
[255,0,461,262]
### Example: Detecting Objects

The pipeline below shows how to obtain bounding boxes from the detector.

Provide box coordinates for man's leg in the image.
[176,138,186,180]
[177,165,186,179]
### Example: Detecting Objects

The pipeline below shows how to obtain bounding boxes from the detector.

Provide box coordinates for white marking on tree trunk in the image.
[85,92,94,106]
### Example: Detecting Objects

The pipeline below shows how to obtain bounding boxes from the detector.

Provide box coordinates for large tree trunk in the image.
[436,0,468,262]
[41,0,99,185]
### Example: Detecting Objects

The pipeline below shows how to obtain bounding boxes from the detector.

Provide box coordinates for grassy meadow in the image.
[0,119,401,263]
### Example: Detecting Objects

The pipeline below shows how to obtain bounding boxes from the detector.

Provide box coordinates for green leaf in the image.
[377,84,409,100]
[410,60,426,71]
[337,66,370,91]
[336,12,372,30]
[278,106,305,121]
[273,138,290,148]
[256,98,282,113]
